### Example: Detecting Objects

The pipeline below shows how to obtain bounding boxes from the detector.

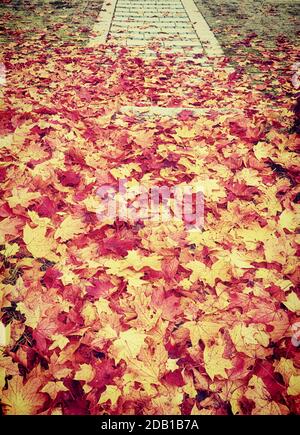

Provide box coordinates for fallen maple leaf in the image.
[2,374,47,415]
[7,188,40,208]
[283,292,300,313]
[287,375,300,396]
[98,385,121,406]
[41,381,68,401]
[23,223,57,260]
[110,329,147,363]
[203,338,233,380]
[54,215,86,241]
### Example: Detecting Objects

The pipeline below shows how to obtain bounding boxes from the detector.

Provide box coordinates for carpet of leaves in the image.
[0,9,300,416]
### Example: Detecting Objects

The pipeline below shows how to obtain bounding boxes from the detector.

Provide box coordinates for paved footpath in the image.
[89,0,223,59]
[88,0,230,117]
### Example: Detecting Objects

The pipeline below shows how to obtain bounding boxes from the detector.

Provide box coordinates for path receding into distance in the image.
[88,0,233,117]
[89,0,223,59]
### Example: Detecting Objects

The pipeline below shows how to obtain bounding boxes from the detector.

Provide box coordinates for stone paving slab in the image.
[118,106,245,119]
[110,27,196,36]
[88,0,118,46]
[89,0,224,60]
[111,22,195,29]
[110,0,203,52]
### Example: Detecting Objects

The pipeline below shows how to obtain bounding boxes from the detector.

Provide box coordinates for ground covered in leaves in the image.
[196,0,300,53]
[0,0,300,416]
[0,0,103,45]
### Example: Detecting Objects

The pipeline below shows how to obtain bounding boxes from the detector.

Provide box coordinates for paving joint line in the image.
[88,0,118,46]
[180,0,223,57]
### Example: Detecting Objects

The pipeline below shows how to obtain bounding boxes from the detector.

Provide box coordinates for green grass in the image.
[195,0,300,53]
[0,0,104,45]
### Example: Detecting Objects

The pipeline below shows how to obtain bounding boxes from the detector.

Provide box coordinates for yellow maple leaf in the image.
[95,298,112,315]
[54,216,85,241]
[30,155,65,179]
[235,168,261,187]
[258,186,282,216]
[179,278,192,290]
[125,290,161,332]
[131,130,154,147]
[83,195,102,213]
[253,142,274,160]
[0,321,10,347]
[14,299,41,328]
[1,374,46,415]
[185,260,206,282]
[229,323,269,356]
[246,375,289,415]
[27,210,51,228]
[102,251,162,278]
[186,259,231,287]
[110,329,146,363]
[19,142,48,163]
[166,358,179,371]
[177,157,203,175]
[279,209,299,232]
[7,188,40,208]
[263,236,285,263]
[110,163,141,179]
[126,250,162,271]
[229,250,254,273]
[41,381,68,400]
[23,223,57,260]
[122,347,166,395]
[81,302,97,324]
[0,217,23,244]
[175,126,197,139]
[274,358,298,385]
[48,334,69,351]
[287,375,300,396]
[0,366,5,391]
[0,243,19,258]
[210,258,231,286]
[74,364,95,383]
[283,292,300,313]
[184,320,223,347]
[232,225,273,250]
[201,178,227,202]
[203,339,233,380]
[0,134,13,149]
[92,325,118,343]
[98,385,121,406]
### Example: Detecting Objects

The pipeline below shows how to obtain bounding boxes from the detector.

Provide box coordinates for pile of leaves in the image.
[0,5,300,416]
